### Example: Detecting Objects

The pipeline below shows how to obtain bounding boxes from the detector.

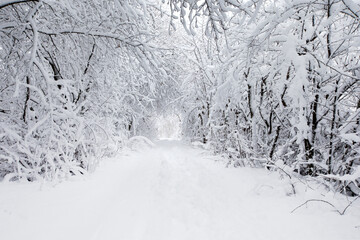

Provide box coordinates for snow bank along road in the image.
[0,140,359,240]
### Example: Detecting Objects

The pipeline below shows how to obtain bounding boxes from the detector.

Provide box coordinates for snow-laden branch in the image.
[37,29,149,48]
[0,0,38,9]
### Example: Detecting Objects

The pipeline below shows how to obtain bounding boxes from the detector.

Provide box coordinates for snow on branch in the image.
[0,0,38,9]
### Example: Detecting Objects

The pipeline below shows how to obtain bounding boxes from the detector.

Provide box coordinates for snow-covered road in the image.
[0,140,359,240]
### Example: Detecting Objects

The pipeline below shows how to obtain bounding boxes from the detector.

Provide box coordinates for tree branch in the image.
[0,0,38,9]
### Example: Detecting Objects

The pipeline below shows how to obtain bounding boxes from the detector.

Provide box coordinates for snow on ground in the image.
[0,140,359,240]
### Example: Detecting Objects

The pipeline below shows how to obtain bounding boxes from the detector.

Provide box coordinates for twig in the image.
[291,199,341,214]
[291,196,360,215]
[341,196,360,215]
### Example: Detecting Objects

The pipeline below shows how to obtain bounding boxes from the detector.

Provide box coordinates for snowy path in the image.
[0,140,359,240]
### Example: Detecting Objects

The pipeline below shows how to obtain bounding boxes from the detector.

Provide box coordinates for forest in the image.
[0,0,359,197]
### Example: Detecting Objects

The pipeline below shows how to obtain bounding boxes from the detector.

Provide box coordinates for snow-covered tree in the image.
[173,0,360,195]
[0,0,177,181]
